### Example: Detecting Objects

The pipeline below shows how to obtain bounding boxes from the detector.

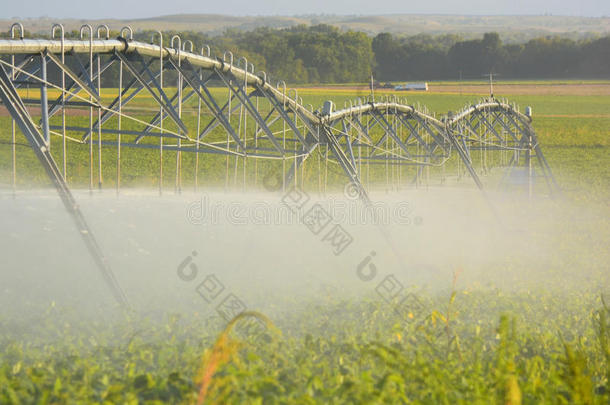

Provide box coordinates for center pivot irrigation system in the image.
[0,23,558,307]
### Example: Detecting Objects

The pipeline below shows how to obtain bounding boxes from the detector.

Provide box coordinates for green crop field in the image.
[2,85,608,197]
[1,82,609,404]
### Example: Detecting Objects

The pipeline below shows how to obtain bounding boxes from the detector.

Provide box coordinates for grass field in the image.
[1,81,609,404]
[295,83,610,202]
[1,81,608,198]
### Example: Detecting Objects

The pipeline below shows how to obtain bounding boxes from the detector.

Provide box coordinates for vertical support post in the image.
[95,25,109,190]
[241,60,250,191]
[526,131,533,202]
[366,109,370,187]
[385,114,389,192]
[357,113,362,183]
[9,23,23,196]
[254,94,259,187]
[415,108,420,188]
[88,50,93,193]
[153,31,164,196]
[224,51,233,192]
[324,144,328,194]
[116,53,123,195]
[480,111,484,175]
[11,95,16,195]
[397,103,401,189]
[40,54,50,147]
[80,25,94,194]
[391,105,395,191]
[234,58,248,189]
[290,90,298,189]
[422,107,430,190]
[279,81,287,192]
[225,88,231,192]
[195,64,202,192]
[300,99,305,189]
[115,27,135,196]
[97,53,103,190]
[457,123,462,181]
[172,36,183,195]
[176,76,182,194]
[51,24,66,181]
[317,144,321,195]
[10,54,16,194]
[234,100,241,187]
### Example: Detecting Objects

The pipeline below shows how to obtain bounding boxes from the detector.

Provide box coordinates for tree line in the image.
[137,26,609,83]
[3,25,609,84]
[136,25,374,84]
[373,31,609,81]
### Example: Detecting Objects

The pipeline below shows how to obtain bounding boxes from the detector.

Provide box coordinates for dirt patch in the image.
[298,83,610,97]
[428,83,610,96]
[537,114,610,118]
[0,105,92,117]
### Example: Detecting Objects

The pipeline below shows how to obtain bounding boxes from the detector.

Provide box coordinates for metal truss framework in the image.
[0,23,559,306]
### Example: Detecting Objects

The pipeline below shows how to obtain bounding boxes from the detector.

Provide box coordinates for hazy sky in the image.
[2,0,609,19]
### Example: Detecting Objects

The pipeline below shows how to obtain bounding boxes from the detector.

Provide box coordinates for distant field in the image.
[428,83,610,96]
[1,14,608,38]
[297,80,610,97]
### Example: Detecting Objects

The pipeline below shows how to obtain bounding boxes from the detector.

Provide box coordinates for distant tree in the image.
[579,36,610,77]
[448,32,506,77]
[372,33,404,80]
[518,37,579,77]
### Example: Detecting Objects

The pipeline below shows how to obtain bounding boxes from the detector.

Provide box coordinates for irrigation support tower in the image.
[0,23,559,306]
